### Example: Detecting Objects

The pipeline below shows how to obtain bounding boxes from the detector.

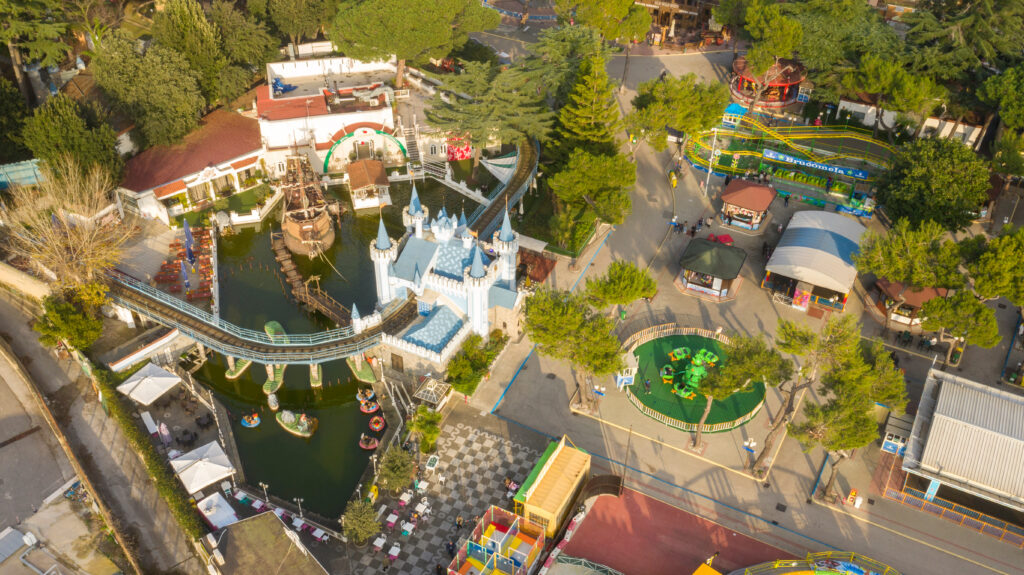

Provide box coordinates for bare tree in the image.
[2,156,135,289]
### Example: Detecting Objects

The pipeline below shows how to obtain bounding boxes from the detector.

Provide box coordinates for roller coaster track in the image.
[684,116,895,177]
[469,139,539,238]
[106,270,419,364]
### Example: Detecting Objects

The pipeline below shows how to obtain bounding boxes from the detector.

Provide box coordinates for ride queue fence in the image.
[885,486,1024,548]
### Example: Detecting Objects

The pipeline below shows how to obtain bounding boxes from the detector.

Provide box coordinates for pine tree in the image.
[331,0,499,88]
[21,93,122,178]
[269,0,324,50]
[153,0,226,104]
[557,53,621,155]
[0,77,30,162]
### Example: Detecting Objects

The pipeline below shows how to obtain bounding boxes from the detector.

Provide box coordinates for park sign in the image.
[762,149,870,180]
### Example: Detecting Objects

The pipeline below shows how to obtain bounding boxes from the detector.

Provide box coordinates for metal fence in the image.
[885,487,1024,548]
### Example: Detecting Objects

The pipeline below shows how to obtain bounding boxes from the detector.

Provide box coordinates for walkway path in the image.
[0,296,202,573]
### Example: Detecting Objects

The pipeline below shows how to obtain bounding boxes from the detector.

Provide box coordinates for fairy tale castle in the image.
[367,185,522,370]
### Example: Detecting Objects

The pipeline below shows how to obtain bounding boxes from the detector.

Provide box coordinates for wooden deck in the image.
[271,234,352,327]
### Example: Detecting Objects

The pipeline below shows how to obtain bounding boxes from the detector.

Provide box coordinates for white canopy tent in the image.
[116,362,181,406]
[171,441,236,494]
[765,211,866,294]
[196,492,239,530]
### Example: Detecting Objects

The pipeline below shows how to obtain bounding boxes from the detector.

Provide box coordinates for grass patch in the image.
[223,184,272,214]
[171,210,209,229]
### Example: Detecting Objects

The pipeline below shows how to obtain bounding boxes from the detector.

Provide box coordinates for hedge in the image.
[93,369,207,539]
[445,330,510,395]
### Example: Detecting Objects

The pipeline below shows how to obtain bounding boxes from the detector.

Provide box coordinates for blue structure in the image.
[372,191,522,364]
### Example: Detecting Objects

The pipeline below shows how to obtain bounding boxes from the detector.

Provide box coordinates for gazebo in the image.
[720,180,777,230]
[413,376,453,412]
[731,57,807,108]
[346,158,390,210]
[874,278,947,326]
[675,238,747,301]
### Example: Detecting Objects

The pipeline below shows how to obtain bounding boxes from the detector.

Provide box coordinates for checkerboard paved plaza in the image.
[347,421,543,573]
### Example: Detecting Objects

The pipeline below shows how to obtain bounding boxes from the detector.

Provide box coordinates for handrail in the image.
[108,269,405,346]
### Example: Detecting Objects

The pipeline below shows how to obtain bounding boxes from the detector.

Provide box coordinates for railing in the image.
[885,487,1024,548]
[108,269,414,346]
[741,552,901,575]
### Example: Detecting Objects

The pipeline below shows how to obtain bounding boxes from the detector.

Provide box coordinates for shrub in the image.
[410,405,442,453]
[92,369,206,539]
[377,449,415,494]
[342,499,380,545]
[445,330,510,395]
[34,295,103,350]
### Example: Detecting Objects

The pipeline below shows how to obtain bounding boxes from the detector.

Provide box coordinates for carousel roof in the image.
[413,377,452,406]
[732,57,806,86]
[721,180,778,212]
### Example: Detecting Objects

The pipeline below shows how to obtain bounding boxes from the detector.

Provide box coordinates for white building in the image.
[836,97,985,148]
[116,109,264,225]
[371,185,522,370]
[257,58,407,177]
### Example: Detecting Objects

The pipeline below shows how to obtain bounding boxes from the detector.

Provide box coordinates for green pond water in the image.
[193,182,482,517]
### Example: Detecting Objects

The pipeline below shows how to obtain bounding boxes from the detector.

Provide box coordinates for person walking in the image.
[783,195,789,207]
[644,378,652,394]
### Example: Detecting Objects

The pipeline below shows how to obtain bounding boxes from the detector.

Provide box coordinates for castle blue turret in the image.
[402,183,428,238]
[370,218,398,305]
[492,210,519,289]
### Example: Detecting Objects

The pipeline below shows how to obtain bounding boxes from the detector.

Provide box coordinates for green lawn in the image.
[633,334,765,428]
[225,184,271,214]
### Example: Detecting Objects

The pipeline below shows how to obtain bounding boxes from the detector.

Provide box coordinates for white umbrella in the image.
[170,441,235,494]
[196,492,239,530]
[116,363,182,406]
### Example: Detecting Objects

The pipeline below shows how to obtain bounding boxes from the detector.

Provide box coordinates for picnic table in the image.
[401,521,415,536]
[399,490,413,506]
[373,535,386,552]
[388,542,401,561]
[292,517,305,530]
[386,512,399,529]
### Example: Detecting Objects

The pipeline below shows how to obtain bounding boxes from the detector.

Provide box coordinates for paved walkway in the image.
[0,297,202,574]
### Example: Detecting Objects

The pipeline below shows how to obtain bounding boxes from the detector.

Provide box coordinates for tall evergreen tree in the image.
[21,94,122,178]
[94,33,205,147]
[331,0,499,88]
[209,0,279,68]
[626,73,729,151]
[0,0,69,104]
[742,0,802,112]
[0,77,30,162]
[514,25,606,107]
[153,0,226,104]
[585,261,656,309]
[549,149,634,224]
[557,53,621,155]
[921,291,1002,365]
[979,64,1024,131]
[428,62,553,165]
[268,0,324,50]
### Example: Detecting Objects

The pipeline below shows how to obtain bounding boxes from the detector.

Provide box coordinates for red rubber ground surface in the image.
[562,488,797,575]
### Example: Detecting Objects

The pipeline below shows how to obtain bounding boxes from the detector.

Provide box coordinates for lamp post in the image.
[293,497,304,518]
[371,454,379,478]
[258,481,269,502]
[704,127,718,197]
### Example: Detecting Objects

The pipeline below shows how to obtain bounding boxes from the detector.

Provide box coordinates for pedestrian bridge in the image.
[107,270,419,364]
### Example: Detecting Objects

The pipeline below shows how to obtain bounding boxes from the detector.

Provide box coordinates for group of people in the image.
[670,216,714,238]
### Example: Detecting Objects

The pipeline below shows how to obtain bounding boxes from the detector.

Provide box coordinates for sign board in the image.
[924,479,941,501]
[762,149,869,180]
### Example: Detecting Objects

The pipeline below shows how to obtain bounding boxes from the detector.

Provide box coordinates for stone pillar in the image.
[352,353,363,371]
[196,342,207,361]
[265,363,274,379]
[232,172,242,191]
[226,355,236,371]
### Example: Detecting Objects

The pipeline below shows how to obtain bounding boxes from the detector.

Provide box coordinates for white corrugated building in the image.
[904,369,1024,514]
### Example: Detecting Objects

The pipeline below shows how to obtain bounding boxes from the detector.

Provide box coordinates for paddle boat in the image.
[359,433,380,450]
[356,388,376,402]
[276,410,317,438]
[360,400,380,414]
[240,413,261,428]
[369,415,385,432]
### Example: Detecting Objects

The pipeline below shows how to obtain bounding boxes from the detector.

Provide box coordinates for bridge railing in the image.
[107,269,408,349]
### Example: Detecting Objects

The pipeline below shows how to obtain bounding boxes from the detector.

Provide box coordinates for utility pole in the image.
[704,127,719,197]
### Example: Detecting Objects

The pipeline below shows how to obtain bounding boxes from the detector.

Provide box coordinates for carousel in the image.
[730,57,808,109]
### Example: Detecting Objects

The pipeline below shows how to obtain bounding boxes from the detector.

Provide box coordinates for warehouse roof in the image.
[904,369,1024,511]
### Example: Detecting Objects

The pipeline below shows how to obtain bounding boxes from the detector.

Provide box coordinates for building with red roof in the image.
[258,58,407,177]
[117,109,264,225]
[720,179,777,230]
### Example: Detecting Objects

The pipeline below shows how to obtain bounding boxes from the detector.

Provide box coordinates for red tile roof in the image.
[721,180,778,212]
[154,180,187,199]
[231,156,259,170]
[876,278,948,309]
[347,159,388,191]
[121,109,261,193]
[255,85,329,121]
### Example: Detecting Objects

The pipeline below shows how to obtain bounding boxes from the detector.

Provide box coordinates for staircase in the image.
[404,128,421,165]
